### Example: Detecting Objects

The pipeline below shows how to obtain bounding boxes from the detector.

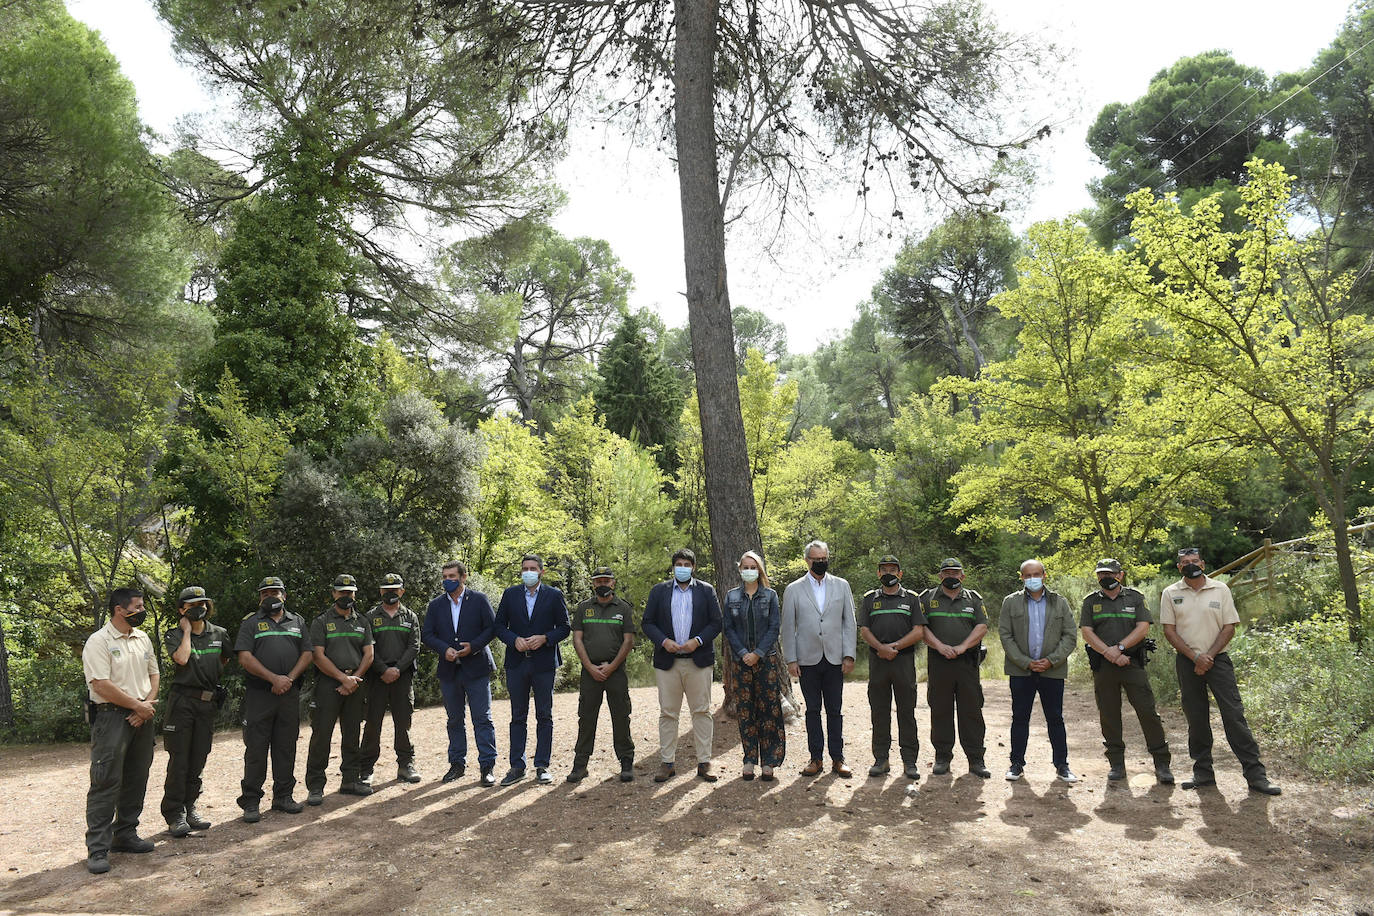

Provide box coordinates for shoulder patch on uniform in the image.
[1172,597,1184,604]
[258,621,269,631]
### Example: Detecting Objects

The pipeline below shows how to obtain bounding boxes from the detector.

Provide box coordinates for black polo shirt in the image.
[1079,586,1151,647]
[918,587,987,650]
[235,607,312,685]
[163,623,231,690]
[310,606,372,672]
[857,586,925,657]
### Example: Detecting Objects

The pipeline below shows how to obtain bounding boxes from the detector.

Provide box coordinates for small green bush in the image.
[5,656,89,743]
[1229,604,1374,782]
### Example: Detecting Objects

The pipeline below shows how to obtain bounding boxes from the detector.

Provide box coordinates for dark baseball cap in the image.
[938,558,963,571]
[877,555,901,568]
[332,574,358,591]
[590,566,615,580]
[178,585,208,603]
[257,576,285,592]
[379,572,404,588]
[1094,558,1122,574]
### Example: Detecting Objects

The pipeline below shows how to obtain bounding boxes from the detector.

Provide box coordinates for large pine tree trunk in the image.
[0,615,13,729]
[673,0,766,709]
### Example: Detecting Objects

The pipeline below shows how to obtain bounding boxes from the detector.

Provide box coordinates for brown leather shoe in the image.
[801,759,824,776]
[696,762,718,782]
[653,762,676,783]
[832,761,853,778]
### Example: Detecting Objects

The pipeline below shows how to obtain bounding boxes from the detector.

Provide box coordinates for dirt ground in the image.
[0,679,1370,916]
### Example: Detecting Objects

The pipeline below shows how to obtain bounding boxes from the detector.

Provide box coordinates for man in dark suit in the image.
[420,560,498,787]
[494,554,570,786]
[641,547,723,783]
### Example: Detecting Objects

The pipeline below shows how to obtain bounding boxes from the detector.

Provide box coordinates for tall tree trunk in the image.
[1329,492,1364,642]
[673,0,763,708]
[0,615,13,729]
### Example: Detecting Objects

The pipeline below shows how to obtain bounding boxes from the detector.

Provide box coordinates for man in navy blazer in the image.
[641,547,723,783]
[420,560,498,787]
[494,553,570,786]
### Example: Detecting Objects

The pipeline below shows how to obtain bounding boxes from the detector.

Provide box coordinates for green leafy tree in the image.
[937,219,1237,571]
[467,414,579,580]
[195,149,382,457]
[1087,51,1290,246]
[594,311,684,473]
[1126,159,1374,639]
[805,305,915,449]
[874,209,1019,415]
[738,349,798,534]
[0,0,187,348]
[444,218,632,429]
[0,347,175,631]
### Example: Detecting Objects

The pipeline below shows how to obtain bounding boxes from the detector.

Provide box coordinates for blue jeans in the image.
[506,666,556,769]
[1009,674,1068,768]
[438,675,497,769]
[799,659,845,762]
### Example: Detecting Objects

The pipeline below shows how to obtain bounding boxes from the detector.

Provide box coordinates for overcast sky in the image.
[69,0,1358,353]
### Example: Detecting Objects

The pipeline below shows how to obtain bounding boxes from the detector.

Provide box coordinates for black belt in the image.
[673,652,695,658]
[173,684,216,702]
[91,702,118,711]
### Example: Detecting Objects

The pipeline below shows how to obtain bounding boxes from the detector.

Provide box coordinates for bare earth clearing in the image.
[0,681,1369,915]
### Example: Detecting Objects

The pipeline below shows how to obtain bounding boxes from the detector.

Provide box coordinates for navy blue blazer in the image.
[494,584,570,673]
[421,589,496,682]
[641,578,722,670]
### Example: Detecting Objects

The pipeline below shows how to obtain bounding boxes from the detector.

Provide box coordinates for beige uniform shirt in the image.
[82,621,157,702]
[1159,576,1240,655]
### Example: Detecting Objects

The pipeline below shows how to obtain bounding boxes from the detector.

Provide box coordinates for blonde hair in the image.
[738,550,769,589]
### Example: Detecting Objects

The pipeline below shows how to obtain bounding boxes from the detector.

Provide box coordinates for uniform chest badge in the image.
[1092,604,1102,612]
[110,648,122,659]
[326,622,336,632]
[258,621,269,631]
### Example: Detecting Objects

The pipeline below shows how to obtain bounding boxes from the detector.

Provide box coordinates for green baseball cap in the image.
[257,576,286,592]
[938,558,963,571]
[878,555,901,567]
[332,574,358,591]
[380,572,404,588]
[590,566,615,580]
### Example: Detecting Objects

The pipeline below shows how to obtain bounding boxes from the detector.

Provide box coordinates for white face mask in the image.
[739,568,759,583]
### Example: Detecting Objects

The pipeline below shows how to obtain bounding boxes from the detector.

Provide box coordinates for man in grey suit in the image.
[998,559,1079,783]
[782,540,857,777]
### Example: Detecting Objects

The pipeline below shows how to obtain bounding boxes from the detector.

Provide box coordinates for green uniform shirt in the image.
[310,607,373,672]
[918,586,987,651]
[856,586,926,657]
[1079,586,1151,647]
[234,608,313,684]
[163,623,231,690]
[366,604,420,673]
[572,595,636,665]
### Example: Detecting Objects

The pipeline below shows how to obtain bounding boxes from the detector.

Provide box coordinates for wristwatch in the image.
[1115,643,1125,652]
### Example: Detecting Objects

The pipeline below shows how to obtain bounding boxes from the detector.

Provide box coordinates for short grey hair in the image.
[1019,558,1045,575]
[804,540,830,559]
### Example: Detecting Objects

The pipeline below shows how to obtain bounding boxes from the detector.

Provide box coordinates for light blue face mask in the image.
[739,568,759,583]
[1023,576,1044,592]
[674,565,693,583]
[521,570,540,588]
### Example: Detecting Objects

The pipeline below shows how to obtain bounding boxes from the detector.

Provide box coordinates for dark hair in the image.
[671,547,696,566]
[109,586,144,613]
[520,553,543,569]
[442,560,468,576]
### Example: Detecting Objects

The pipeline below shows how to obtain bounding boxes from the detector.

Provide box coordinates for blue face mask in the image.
[521,570,540,588]
[674,565,693,583]
[1023,576,1044,592]
[442,578,461,594]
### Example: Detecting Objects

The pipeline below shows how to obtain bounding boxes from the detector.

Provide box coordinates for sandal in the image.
[760,767,775,782]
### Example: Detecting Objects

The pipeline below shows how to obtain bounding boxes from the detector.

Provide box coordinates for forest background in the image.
[2,0,1372,783]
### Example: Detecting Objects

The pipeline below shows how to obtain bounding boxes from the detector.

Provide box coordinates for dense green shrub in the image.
[6,656,89,743]
[1230,605,1374,782]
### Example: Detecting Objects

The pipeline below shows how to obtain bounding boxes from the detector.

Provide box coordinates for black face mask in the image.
[1098,577,1119,592]
[941,576,962,591]
[124,609,147,628]
[810,560,829,577]
[261,597,284,614]
[337,596,355,610]
[185,605,209,622]
[382,592,401,606]
[879,573,900,588]
[594,585,614,598]
[1181,563,1204,580]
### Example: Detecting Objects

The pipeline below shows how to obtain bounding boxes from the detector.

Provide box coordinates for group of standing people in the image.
[79,544,1280,876]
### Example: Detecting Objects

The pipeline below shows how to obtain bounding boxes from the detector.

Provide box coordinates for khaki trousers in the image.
[656,658,713,764]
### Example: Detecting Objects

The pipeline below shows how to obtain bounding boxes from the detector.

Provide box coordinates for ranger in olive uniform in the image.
[161,586,232,837]
[1079,559,1173,784]
[919,558,991,778]
[568,566,637,783]
[857,555,926,780]
[360,572,422,785]
[234,576,313,822]
[305,574,375,803]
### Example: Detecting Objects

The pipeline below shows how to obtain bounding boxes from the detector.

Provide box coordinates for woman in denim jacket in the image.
[722,551,785,780]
